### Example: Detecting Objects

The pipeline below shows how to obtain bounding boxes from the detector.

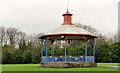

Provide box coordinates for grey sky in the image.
[0,0,119,37]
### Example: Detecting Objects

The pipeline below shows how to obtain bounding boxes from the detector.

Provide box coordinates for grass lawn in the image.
[2,63,119,71]
[97,63,119,66]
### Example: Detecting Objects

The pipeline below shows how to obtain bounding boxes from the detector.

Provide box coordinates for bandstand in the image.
[39,9,97,68]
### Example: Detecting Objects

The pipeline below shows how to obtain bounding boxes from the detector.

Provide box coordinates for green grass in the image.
[2,63,119,71]
[97,63,119,66]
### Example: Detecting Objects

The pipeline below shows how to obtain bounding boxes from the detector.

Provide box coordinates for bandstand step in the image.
[40,62,97,68]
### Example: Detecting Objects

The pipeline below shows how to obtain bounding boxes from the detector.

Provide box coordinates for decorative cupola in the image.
[62,9,74,25]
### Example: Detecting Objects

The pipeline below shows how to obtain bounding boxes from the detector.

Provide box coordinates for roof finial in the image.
[67,4,68,11]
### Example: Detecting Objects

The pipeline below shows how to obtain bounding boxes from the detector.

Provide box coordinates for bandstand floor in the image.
[40,62,97,68]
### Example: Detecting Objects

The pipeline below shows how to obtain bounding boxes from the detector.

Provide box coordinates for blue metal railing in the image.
[42,56,94,62]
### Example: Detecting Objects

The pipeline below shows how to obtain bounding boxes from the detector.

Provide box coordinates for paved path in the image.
[98,65,120,68]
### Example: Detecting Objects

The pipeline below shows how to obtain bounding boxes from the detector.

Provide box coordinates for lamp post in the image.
[65,36,67,62]
[93,38,95,62]
[84,37,87,62]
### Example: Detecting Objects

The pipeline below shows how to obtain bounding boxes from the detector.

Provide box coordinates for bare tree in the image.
[17,31,26,44]
[0,26,6,46]
[6,27,18,45]
[75,23,98,34]
[26,33,43,48]
[113,32,118,42]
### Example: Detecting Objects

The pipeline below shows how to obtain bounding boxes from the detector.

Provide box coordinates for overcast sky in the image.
[0,0,119,37]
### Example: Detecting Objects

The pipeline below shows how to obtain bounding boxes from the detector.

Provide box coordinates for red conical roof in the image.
[63,9,72,16]
[66,9,70,14]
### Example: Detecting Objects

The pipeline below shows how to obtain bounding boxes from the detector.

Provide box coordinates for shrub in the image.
[9,50,23,64]
[22,51,31,63]
[31,54,41,63]
[2,52,11,64]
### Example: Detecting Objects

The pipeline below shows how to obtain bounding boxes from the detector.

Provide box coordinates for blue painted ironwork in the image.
[42,56,94,62]
[65,40,67,62]
[93,41,95,62]
[41,40,43,62]
[41,38,95,63]
[85,40,87,62]
[46,40,47,62]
